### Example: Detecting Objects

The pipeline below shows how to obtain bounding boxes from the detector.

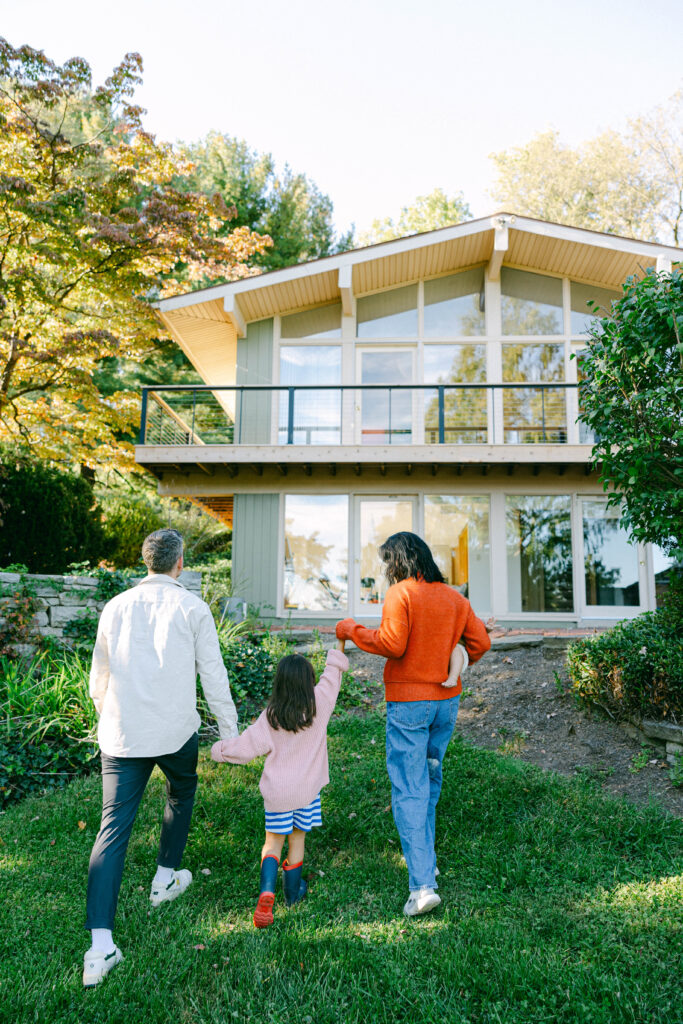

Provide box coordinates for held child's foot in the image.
[282,859,308,907]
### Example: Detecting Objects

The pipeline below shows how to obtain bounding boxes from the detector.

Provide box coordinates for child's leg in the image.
[286,827,306,865]
[282,828,308,907]
[261,831,286,863]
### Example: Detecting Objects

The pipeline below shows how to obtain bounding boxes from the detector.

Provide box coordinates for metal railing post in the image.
[438,386,445,444]
[287,388,295,445]
[388,387,392,444]
[138,388,149,445]
[190,389,197,445]
[541,387,546,442]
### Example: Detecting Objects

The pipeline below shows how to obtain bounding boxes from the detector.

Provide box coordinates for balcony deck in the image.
[135,383,594,484]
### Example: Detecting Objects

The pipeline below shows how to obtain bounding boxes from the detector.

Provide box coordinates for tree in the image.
[489,90,683,244]
[0,40,270,470]
[578,267,683,558]
[0,448,108,572]
[180,133,354,270]
[358,188,471,245]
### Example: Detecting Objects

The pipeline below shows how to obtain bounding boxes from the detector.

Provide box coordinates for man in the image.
[83,529,238,987]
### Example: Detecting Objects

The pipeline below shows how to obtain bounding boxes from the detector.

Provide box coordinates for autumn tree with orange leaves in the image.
[0,40,270,470]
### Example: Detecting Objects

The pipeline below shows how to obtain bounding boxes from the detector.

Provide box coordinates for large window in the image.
[570,283,618,335]
[502,343,566,443]
[283,495,348,611]
[359,349,413,444]
[281,302,342,339]
[423,269,486,336]
[506,495,573,613]
[501,269,563,335]
[356,285,418,338]
[582,499,640,607]
[278,346,341,444]
[424,345,487,443]
[359,498,414,607]
[424,496,491,609]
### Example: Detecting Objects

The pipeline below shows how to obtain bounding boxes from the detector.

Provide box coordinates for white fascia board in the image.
[154,213,682,317]
[509,215,683,260]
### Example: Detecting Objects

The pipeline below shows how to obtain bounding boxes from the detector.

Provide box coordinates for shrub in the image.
[0,652,98,806]
[0,452,108,573]
[567,576,683,721]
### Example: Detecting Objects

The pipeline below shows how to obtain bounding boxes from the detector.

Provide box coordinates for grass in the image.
[1,713,682,1024]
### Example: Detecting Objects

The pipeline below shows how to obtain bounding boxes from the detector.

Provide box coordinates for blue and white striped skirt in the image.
[264,793,322,834]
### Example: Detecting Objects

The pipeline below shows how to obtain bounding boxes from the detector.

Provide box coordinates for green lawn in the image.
[1,713,682,1024]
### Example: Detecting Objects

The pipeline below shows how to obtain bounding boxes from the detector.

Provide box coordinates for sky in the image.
[2,0,682,236]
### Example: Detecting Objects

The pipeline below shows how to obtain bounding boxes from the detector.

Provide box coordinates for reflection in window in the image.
[359,499,413,607]
[583,500,640,606]
[284,495,348,611]
[279,347,341,444]
[357,285,418,338]
[652,545,680,608]
[575,349,595,444]
[424,269,486,336]
[501,269,563,335]
[281,302,342,338]
[360,349,413,444]
[424,345,487,443]
[424,496,490,609]
[570,283,618,335]
[506,496,573,612]
[502,344,566,443]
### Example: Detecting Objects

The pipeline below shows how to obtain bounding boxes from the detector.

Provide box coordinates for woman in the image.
[336,531,491,917]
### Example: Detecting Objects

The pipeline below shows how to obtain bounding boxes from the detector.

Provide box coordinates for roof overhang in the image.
[155,213,682,328]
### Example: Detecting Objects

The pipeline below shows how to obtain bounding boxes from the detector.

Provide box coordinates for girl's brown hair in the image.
[266,654,316,732]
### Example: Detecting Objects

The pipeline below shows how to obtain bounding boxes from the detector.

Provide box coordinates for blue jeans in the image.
[386,697,460,892]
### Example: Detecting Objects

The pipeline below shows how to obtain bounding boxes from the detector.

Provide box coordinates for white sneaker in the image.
[83,946,123,987]
[150,869,193,908]
[403,887,441,917]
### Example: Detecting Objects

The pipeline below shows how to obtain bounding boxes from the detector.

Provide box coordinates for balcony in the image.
[135,383,593,486]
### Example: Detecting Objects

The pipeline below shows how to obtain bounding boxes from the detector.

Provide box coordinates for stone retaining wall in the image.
[0,570,202,647]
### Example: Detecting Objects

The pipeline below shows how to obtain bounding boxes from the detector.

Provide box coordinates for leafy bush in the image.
[0,653,98,806]
[0,453,109,573]
[567,576,683,721]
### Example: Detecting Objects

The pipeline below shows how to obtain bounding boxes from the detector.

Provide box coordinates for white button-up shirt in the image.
[90,574,238,757]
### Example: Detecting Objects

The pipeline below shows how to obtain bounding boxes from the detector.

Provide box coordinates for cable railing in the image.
[138,383,585,448]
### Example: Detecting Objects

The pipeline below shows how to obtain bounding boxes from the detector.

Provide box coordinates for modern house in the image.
[136,214,680,627]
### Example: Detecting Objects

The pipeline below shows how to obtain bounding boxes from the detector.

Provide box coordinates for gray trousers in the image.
[86,732,199,931]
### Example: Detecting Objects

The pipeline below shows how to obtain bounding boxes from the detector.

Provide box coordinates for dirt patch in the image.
[343,642,683,819]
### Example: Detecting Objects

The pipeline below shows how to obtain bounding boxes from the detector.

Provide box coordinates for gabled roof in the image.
[156,212,681,328]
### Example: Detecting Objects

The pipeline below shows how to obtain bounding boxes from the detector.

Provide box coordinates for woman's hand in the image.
[336,618,355,641]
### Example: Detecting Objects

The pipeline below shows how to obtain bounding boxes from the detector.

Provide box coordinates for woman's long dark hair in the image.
[379,531,445,587]
[266,654,316,732]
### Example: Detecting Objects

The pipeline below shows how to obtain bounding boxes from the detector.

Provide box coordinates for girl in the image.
[211,641,349,928]
[336,531,491,918]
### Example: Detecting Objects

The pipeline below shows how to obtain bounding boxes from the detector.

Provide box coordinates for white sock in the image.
[153,865,175,887]
[90,928,115,954]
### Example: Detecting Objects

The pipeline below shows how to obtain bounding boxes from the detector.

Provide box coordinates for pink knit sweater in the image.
[210,648,349,813]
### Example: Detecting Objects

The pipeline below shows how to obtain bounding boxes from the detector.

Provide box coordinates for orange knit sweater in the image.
[336,578,491,702]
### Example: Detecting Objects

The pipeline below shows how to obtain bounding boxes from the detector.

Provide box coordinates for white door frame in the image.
[350,494,420,617]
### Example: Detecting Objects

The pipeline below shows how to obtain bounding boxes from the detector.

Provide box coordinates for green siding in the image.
[236,318,273,444]
[232,493,279,615]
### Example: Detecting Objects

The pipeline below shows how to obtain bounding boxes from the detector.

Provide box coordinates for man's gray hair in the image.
[141,529,184,574]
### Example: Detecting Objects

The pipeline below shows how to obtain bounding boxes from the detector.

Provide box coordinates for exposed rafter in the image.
[223,293,246,337]
[487,215,512,281]
[338,263,353,316]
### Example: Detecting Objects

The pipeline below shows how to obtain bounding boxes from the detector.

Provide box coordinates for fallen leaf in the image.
[193,944,206,951]
[370,739,376,745]
[317,870,325,877]
[503,656,513,664]
[77,820,87,830]
[50,839,56,846]
[201,868,211,876]
[31,815,40,822]
[348,812,357,819]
